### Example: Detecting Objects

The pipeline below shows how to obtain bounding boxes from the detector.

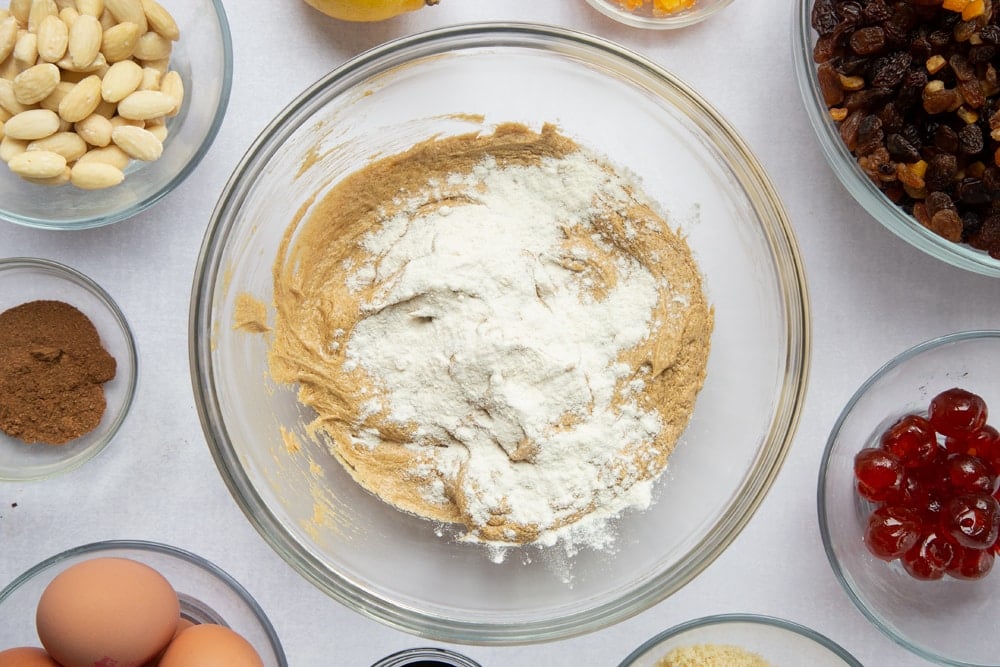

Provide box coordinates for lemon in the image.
[303,0,437,21]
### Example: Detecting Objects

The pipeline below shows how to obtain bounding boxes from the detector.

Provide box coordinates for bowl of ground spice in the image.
[191,23,809,643]
[0,257,137,480]
[795,0,1000,277]
[618,614,863,667]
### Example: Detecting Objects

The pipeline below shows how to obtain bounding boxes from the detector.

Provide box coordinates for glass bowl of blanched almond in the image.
[0,0,232,229]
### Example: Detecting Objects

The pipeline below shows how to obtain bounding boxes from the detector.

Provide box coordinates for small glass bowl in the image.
[0,540,286,665]
[792,0,1000,278]
[372,648,482,667]
[819,330,1000,666]
[583,0,734,29]
[191,22,809,644]
[0,257,137,481]
[0,0,232,230]
[618,614,863,666]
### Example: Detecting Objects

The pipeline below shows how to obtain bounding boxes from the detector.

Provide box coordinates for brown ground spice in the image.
[0,300,117,445]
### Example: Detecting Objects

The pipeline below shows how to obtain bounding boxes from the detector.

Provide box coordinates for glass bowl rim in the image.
[0,256,139,481]
[0,0,234,231]
[616,612,865,666]
[817,329,1000,667]
[190,20,811,645]
[0,538,287,665]
[582,0,736,30]
[791,0,1000,279]
[370,647,483,667]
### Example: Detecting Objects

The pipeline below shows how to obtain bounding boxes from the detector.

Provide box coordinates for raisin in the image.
[876,102,905,132]
[857,114,886,155]
[926,190,956,215]
[851,26,887,55]
[818,63,846,106]
[958,123,984,155]
[870,51,912,88]
[958,78,986,109]
[969,215,1000,258]
[862,0,891,22]
[887,132,922,162]
[929,209,964,241]
[957,178,990,205]
[950,54,975,82]
[933,125,960,153]
[968,44,997,66]
[812,0,841,36]
[980,24,1000,45]
[926,153,958,191]
[845,86,893,111]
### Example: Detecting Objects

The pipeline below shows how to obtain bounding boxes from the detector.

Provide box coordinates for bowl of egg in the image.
[0,0,232,229]
[0,540,286,666]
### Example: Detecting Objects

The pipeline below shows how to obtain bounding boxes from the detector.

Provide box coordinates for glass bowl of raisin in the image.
[819,330,1000,666]
[583,0,735,29]
[794,0,1000,278]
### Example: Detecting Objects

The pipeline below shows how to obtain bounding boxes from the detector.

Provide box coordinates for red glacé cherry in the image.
[942,493,1000,550]
[879,413,938,468]
[901,529,957,580]
[943,453,997,495]
[864,505,922,560]
[929,387,988,438]
[854,448,905,503]
[947,544,995,580]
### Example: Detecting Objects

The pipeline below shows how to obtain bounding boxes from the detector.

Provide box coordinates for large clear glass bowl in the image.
[0,540,287,665]
[618,613,863,666]
[190,22,810,644]
[792,0,1000,278]
[0,0,232,230]
[819,330,1000,666]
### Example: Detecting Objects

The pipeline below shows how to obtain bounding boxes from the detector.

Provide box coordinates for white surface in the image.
[0,1,997,665]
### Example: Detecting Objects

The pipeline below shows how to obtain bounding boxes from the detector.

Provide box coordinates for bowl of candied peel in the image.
[794,0,1000,278]
[583,0,735,29]
[820,330,1000,666]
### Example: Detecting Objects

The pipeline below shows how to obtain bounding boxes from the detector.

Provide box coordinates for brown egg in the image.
[142,617,195,667]
[35,557,180,667]
[158,623,265,667]
[0,647,61,666]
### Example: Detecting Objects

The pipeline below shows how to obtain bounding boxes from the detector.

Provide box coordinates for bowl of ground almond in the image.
[190,22,810,643]
[618,614,863,667]
[0,0,231,229]
[795,0,1000,277]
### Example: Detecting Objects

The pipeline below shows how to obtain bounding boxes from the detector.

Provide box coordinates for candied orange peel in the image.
[616,0,697,15]
[941,0,986,20]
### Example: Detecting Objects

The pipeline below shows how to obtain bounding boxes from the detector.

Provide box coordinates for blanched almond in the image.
[99,19,137,62]
[39,80,72,111]
[0,16,18,63]
[146,120,165,142]
[77,0,104,17]
[0,79,32,115]
[137,63,158,90]
[4,108,59,139]
[27,129,85,160]
[103,0,145,32]
[0,119,4,141]
[57,73,100,122]
[159,68,181,115]
[35,13,66,61]
[131,29,168,60]
[111,122,158,160]
[57,5,77,26]
[13,62,59,104]
[0,135,27,162]
[70,160,122,188]
[9,0,31,24]
[8,148,66,178]
[67,13,100,68]
[20,164,69,184]
[13,30,38,69]
[116,88,171,119]
[140,0,176,41]
[27,0,57,34]
[73,110,111,145]
[99,57,140,101]
[75,141,126,168]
